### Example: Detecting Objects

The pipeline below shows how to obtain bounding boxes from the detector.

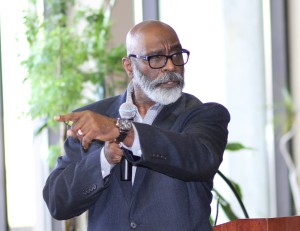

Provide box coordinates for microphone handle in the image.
[120,152,132,181]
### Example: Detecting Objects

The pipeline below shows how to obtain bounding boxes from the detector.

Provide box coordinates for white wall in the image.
[0,0,38,229]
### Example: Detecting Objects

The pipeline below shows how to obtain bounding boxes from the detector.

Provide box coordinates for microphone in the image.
[119,102,137,181]
[119,102,137,119]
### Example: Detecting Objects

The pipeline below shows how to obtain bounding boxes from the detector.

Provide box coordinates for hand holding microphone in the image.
[118,102,137,181]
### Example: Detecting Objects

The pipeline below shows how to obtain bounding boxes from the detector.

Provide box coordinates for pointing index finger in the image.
[54,112,79,123]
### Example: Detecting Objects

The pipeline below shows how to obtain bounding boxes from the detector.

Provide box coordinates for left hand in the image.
[104,141,124,164]
[55,110,119,149]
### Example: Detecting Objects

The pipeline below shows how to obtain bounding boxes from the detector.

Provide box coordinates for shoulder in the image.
[181,92,202,105]
[180,93,230,121]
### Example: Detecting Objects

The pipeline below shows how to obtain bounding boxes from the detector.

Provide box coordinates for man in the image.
[43,20,230,231]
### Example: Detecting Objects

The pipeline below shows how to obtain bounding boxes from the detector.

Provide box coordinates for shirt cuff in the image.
[100,147,114,178]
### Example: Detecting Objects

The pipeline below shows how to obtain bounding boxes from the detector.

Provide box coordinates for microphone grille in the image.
[119,102,137,119]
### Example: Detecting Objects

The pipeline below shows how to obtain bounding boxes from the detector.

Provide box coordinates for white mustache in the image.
[152,72,183,86]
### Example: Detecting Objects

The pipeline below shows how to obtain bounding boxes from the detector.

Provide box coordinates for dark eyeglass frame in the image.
[128,49,190,69]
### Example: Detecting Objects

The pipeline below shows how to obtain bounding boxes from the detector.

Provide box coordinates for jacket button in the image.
[130,222,137,229]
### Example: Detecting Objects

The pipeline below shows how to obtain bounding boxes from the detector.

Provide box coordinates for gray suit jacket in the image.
[43,92,230,231]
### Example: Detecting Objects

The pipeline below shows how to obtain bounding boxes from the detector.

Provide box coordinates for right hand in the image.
[55,110,119,150]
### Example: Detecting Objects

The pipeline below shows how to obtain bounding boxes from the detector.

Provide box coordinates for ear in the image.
[122,57,133,78]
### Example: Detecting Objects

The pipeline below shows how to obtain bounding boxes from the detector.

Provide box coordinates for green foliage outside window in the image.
[22,0,127,132]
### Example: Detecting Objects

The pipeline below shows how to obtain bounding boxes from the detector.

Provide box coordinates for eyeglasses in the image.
[128,49,190,69]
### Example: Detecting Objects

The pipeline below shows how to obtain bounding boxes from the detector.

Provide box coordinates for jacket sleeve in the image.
[42,137,108,220]
[132,102,230,182]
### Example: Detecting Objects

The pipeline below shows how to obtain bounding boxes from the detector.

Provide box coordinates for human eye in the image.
[172,53,183,62]
[149,55,165,64]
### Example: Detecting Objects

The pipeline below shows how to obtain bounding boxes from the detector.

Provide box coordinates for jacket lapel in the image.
[131,166,148,200]
[152,95,186,128]
[113,164,133,204]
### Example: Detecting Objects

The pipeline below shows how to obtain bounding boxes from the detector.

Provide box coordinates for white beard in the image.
[131,64,185,105]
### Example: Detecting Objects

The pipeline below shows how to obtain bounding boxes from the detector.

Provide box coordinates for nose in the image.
[162,57,176,72]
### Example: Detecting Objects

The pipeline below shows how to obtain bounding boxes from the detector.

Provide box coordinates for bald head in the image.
[126,20,181,55]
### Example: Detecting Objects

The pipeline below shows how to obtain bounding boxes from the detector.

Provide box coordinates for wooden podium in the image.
[213,216,300,231]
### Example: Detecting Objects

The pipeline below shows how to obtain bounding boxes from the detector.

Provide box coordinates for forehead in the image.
[129,23,181,55]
